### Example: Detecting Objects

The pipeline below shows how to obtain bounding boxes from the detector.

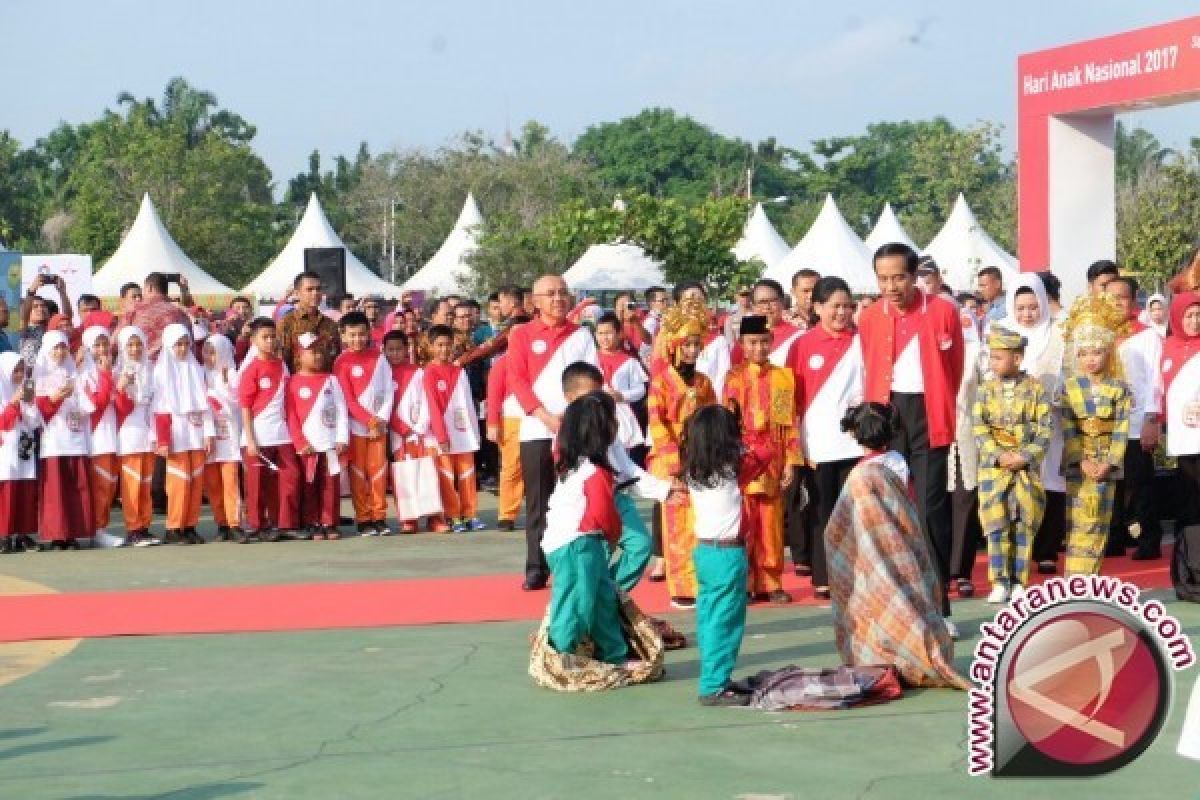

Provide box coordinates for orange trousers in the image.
[430,448,477,520]
[349,434,389,523]
[91,453,119,531]
[120,452,155,533]
[743,493,785,594]
[497,417,524,523]
[205,461,241,528]
[662,495,698,599]
[166,450,206,530]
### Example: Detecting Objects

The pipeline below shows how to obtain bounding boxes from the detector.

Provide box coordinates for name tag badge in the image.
[938,335,953,351]
[1184,401,1200,428]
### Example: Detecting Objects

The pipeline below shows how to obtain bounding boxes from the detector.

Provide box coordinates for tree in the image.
[1116,122,1173,187]
[1117,156,1200,289]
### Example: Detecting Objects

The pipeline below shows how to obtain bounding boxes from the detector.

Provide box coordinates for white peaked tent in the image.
[733,203,791,270]
[244,194,398,300]
[864,202,918,254]
[93,193,233,297]
[562,242,666,291]
[922,193,1019,293]
[401,193,483,295]
[765,194,876,294]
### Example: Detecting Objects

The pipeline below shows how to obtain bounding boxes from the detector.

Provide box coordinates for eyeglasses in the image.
[753,296,783,307]
[536,290,571,298]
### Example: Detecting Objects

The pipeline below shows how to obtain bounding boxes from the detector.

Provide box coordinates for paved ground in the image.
[1,493,1198,799]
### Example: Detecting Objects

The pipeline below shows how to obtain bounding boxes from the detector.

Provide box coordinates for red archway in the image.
[1018,16,1200,299]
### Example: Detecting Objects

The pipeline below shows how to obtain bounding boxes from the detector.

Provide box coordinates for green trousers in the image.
[546,535,629,665]
[611,492,652,593]
[693,542,748,697]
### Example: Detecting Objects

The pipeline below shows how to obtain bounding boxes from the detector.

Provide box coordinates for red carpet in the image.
[0,555,1172,643]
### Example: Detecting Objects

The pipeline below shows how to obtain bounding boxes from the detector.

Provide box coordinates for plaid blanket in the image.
[825,461,969,689]
[732,665,903,711]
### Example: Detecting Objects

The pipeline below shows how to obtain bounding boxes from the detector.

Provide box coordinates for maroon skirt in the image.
[38,456,94,541]
[0,479,38,536]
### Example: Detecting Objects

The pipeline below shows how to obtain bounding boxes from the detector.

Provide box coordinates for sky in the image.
[5,0,1198,190]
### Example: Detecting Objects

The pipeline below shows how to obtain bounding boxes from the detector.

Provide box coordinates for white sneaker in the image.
[944,618,960,640]
[1010,584,1027,601]
[986,584,1010,604]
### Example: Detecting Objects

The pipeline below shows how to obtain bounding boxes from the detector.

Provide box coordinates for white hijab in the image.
[116,326,152,404]
[1004,273,1053,369]
[0,351,23,407]
[153,323,207,415]
[77,326,112,413]
[1140,293,1168,337]
[32,330,76,394]
[204,334,238,392]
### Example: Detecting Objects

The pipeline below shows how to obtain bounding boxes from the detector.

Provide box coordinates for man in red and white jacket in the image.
[507,275,599,590]
[731,278,804,368]
[858,243,964,626]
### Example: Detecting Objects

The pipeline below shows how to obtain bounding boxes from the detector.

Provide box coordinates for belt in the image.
[1080,417,1115,437]
[989,427,1020,449]
[696,539,743,549]
[615,477,639,493]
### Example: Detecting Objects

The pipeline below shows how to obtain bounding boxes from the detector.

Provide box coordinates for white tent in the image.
[92,193,233,297]
[765,194,876,294]
[864,202,918,254]
[921,193,1019,293]
[733,203,791,270]
[562,242,666,291]
[401,193,483,295]
[244,193,398,300]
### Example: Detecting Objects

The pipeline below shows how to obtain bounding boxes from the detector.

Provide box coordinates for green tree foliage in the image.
[65,78,276,288]
[1117,154,1200,289]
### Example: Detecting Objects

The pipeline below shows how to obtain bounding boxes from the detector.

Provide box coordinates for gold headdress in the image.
[1061,294,1130,379]
[655,298,709,366]
[986,325,1026,352]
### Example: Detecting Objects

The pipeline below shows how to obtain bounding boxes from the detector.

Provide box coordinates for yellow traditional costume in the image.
[971,327,1052,589]
[722,315,803,597]
[646,300,717,601]
[1060,295,1132,576]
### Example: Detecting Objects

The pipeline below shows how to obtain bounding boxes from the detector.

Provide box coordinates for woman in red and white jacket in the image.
[1161,291,1200,602]
[786,276,864,599]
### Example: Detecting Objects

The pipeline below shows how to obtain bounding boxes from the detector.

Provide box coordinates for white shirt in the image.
[687,477,743,542]
[609,440,671,503]
[1117,327,1163,440]
[1180,677,1200,761]
[891,336,925,393]
[541,461,603,555]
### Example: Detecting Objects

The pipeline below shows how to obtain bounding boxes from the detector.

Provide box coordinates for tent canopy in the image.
[562,242,666,291]
[92,193,233,297]
[765,194,877,294]
[244,193,398,300]
[921,193,1019,293]
[733,203,791,270]
[864,202,918,254]
[401,193,483,295]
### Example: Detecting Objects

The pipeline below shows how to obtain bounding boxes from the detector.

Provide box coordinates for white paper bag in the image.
[392,456,443,520]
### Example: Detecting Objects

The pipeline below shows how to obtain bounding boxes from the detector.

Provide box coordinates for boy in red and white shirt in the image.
[423,325,482,532]
[238,317,302,542]
[383,330,428,533]
[333,312,394,536]
[286,333,349,540]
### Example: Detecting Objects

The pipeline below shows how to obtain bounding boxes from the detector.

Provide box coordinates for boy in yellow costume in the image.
[722,315,803,604]
[647,299,717,609]
[1060,294,1132,576]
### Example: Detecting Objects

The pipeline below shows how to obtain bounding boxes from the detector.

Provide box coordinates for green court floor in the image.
[1,493,1197,799]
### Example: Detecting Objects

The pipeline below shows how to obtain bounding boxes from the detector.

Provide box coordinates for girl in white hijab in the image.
[1005,273,1068,575]
[34,330,93,549]
[202,334,243,540]
[114,326,158,546]
[0,351,41,552]
[152,323,214,545]
[79,325,121,545]
[1140,293,1168,338]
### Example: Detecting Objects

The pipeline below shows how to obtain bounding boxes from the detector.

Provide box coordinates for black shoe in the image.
[794,564,812,577]
[670,596,696,610]
[1,537,13,554]
[238,529,258,544]
[185,528,204,545]
[163,529,183,545]
[65,539,80,550]
[497,520,515,532]
[814,586,831,600]
[1131,547,1162,561]
[956,580,975,599]
[216,526,233,542]
[18,534,38,552]
[768,589,792,605]
[698,689,751,707]
[374,520,393,536]
[522,574,548,591]
[1037,560,1057,575]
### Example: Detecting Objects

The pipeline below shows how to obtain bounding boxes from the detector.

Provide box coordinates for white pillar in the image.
[1047,113,1116,302]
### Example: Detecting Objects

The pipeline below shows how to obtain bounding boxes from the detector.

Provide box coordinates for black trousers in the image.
[890,392,952,616]
[476,419,498,483]
[1172,456,1200,601]
[1033,490,1067,564]
[785,467,815,569]
[948,457,981,580]
[1109,440,1162,554]
[520,439,554,579]
[651,501,663,557]
[811,458,857,587]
